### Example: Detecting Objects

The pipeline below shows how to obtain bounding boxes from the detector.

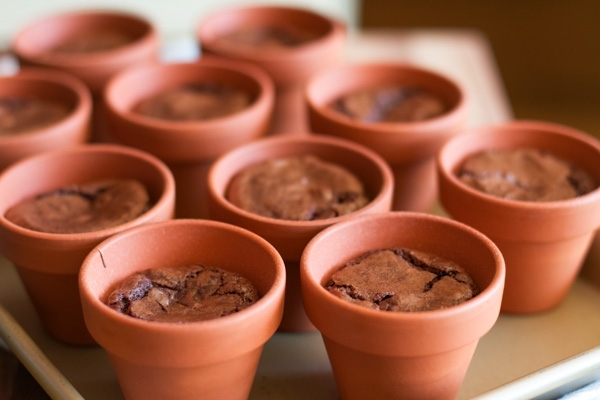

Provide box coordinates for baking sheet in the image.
[1,29,600,399]
[2,243,600,400]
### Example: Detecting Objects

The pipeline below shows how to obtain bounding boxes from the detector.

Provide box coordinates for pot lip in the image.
[207,134,394,228]
[437,119,600,211]
[79,218,286,333]
[11,9,158,68]
[103,58,275,131]
[0,67,92,143]
[196,5,346,62]
[301,211,506,323]
[305,61,469,134]
[0,143,175,241]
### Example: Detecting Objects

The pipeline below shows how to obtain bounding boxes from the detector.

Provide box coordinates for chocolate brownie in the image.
[457,148,598,202]
[333,86,447,123]
[51,30,135,53]
[216,26,319,49]
[0,98,70,135]
[106,264,260,323]
[5,179,150,234]
[226,155,370,221]
[132,84,252,121]
[324,248,479,312]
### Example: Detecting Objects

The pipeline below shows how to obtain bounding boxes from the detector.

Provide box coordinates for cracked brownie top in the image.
[457,148,597,202]
[226,155,370,221]
[4,179,150,234]
[324,247,479,312]
[106,264,260,323]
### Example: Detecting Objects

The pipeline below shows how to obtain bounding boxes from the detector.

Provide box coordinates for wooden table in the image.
[2,29,600,400]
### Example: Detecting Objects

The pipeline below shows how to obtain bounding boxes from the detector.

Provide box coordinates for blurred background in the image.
[1,0,599,137]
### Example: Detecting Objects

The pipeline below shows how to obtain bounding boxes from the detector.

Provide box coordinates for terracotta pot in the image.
[196,5,346,136]
[11,10,160,142]
[0,144,175,345]
[306,62,469,212]
[437,120,600,313]
[104,57,275,219]
[79,219,286,400]
[300,211,505,400]
[0,67,91,171]
[208,135,394,331]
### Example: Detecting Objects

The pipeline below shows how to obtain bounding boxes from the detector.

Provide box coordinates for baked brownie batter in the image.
[216,26,319,49]
[106,264,260,323]
[132,84,252,121]
[325,248,479,312]
[457,148,598,202]
[333,86,447,123]
[0,98,70,135]
[226,155,370,221]
[5,179,150,234]
[51,30,135,53]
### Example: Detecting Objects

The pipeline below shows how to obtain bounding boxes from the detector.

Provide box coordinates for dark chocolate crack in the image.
[107,264,260,323]
[4,179,151,234]
[324,248,479,312]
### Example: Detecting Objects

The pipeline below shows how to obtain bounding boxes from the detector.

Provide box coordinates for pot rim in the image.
[0,67,92,144]
[438,119,600,211]
[0,143,175,242]
[196,5,346,63]
[305,61,469,134]
[103,58,275,131]
[300,211,505,356]
[207,134,394,229]
[79,219,286,365]
[11,9,158,68]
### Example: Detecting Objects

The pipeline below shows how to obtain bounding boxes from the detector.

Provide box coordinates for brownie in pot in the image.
[226,155,370,221]
[0,98,70,135]
[457,148,598,202]
[5,179,150,234]
[132,84,252,121]
[51,30,136,53]
[216,26,319,49]
[106,264,260,323]
[324,247,479,312]
[333,86,447,123]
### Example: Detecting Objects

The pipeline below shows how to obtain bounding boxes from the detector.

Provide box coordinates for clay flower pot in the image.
[306,62,469,213]
[11,10,160,142]
[208,135,394,331]
[437,120,600,313]
[197,5,346,135]
[104,58,275,219]
[300,211,505,400]
[0,144,175,345]
[0,67,91,171]
[79,219,286,400]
